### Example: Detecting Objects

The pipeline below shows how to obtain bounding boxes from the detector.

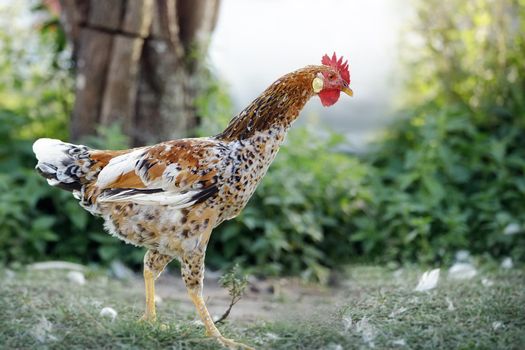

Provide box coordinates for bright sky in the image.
[209,0,409,148]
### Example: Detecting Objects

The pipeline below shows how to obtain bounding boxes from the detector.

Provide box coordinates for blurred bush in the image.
[350,0,525,263]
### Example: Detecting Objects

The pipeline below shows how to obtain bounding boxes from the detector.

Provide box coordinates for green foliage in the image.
[0,2,72,140]
[350,0,525,263]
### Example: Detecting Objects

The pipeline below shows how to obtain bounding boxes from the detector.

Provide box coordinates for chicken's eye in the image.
[328,73,335,80]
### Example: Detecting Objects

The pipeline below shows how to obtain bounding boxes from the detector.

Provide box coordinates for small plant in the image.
[215,264,248,324]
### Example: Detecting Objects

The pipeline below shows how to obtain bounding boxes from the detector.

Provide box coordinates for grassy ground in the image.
[0,263,523,350]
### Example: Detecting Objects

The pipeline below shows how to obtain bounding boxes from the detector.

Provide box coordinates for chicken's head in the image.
[312,52,352,107]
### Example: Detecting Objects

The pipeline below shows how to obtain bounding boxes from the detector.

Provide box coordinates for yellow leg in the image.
[141,268,157,322]
[140,250,173,322]
[188,287,221,337]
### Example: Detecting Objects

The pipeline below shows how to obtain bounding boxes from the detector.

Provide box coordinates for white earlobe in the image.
[312,77,324,93]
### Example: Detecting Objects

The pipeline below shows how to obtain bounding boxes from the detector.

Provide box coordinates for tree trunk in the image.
[59,0,220,146]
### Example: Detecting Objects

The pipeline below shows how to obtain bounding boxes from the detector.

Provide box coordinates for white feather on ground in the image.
[414,268,440,292]
[67,271,86,285]
[31,316,57,343]
[492,321,504,330]
[448,263,477,280]
[481,278,494,287]
[501,257,513,269]
[388,307,408,318]
[355,317,377,348]
[446,297,455,311]
[99,307,118,321]
[392,339,407,347]
[342,313,352,331]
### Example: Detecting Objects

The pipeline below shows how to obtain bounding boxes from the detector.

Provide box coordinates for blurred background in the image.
[0,0,523,282]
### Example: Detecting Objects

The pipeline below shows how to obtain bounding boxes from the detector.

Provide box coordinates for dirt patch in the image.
[150,270,343,323]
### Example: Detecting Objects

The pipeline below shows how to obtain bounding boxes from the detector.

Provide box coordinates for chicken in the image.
[33,53,352,349]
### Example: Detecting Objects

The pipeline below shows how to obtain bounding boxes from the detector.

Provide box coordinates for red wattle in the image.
[319,89,341,107]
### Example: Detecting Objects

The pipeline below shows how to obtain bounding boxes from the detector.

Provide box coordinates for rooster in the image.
[33,53,352,349]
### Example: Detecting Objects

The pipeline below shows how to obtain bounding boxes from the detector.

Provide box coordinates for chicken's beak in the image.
[342,86,353,97]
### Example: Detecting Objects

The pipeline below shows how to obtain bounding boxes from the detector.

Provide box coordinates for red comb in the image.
[321,52,350,84]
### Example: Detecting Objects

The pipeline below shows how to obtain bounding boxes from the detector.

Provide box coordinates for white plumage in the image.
[32,138,92,188]
[32,138,70,161]
[98,189,199,208]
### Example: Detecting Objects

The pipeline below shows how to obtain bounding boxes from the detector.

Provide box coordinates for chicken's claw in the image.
[138,313,156,323]
[214,336,255,350]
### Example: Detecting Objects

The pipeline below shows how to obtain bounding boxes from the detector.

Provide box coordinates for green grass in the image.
[0,264,523,349]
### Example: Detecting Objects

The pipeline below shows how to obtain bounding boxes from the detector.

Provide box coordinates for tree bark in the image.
[59,0,220,146]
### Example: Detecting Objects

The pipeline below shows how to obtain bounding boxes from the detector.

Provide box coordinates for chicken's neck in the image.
[215,67,318,141]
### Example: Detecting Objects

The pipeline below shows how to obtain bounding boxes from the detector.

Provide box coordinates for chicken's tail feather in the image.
[33,138,93,192]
